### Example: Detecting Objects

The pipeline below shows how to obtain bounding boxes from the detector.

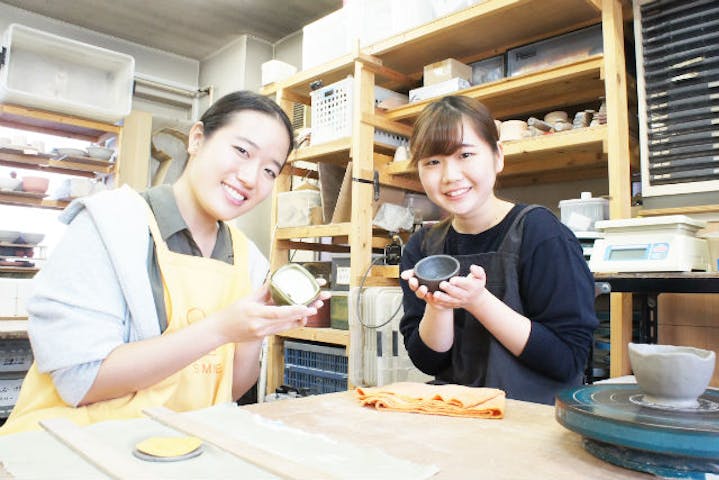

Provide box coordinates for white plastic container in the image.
[558,192,609,232]
[261,59,297,86]
[0,24,135,123]
[310,76,408,147]
[277,190,322,228]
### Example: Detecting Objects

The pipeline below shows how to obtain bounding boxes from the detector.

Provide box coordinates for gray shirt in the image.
[140,184,233,332]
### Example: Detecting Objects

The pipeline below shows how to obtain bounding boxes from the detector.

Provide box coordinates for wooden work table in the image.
[0,390,652,479]
[244,391,652,479]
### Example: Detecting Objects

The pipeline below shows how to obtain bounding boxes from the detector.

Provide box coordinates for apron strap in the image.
[420,204,545,257]
[496,204,543,254]
[421,217,453,256]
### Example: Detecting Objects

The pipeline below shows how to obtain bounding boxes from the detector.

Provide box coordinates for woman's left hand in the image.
[423,264,489,310]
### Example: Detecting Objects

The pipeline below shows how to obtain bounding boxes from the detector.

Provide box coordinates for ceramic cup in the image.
[499,120,528,141]
[628,342,716,408]
[544,110,569,124]
[414,254,460,292]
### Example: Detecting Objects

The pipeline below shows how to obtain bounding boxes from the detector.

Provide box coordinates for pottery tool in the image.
[39,418,150,480]
[555,384,719,478]
[143,406,341,480]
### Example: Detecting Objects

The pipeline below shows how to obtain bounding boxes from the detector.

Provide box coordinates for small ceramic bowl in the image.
[16,232,45,245]
[499,120,528,141]
[269,263,321,306]
[414,254,460,292]
[86,146,115,161]
[628,342,716,408]
[21,176,49,194]
[0,177,22,191]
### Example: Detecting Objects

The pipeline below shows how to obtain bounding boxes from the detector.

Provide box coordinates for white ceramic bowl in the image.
[628,342,715,408]
[16,232,45,245]
[0,177,22,191]
[0,230,21,244]
[86,146,115,161]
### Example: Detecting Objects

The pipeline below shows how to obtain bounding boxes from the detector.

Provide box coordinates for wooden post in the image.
[265,88,296,397]
[116,110,153,190]
[602,0,634,377]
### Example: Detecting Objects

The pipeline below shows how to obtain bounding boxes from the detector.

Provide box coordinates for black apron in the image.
[421,205,582,404]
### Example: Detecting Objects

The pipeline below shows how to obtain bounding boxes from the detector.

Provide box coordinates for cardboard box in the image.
[423,58,471,86]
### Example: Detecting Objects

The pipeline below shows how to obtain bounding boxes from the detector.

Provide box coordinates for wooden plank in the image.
[143,407,340,480]
[362,112,413,137]
[39,418,149,480]
[290,138,351,165]
[0,104,120,141]
[639,205,719,216]
[602,0,634,378]
[278,327,350,347]
[275,223,351,240]
[0,320,28,339]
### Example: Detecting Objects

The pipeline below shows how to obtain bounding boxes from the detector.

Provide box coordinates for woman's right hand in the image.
[214,283,319,343]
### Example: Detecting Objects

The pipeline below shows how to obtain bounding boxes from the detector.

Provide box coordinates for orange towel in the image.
[356,382,505,419]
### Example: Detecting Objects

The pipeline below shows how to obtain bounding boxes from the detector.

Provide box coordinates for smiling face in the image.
[182,110,290,225]
[417,116,504,228]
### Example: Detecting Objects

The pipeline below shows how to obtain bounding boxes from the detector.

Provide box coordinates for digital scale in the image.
[589,215,711,273]
[556,384,719,479]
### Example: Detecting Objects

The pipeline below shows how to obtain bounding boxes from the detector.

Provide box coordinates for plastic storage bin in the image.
[283,340,348,395]
[470,55,505,85]
[558,192,609,232]
[0,24,135,123]
[310,76,408,147]
[507,24,602,77]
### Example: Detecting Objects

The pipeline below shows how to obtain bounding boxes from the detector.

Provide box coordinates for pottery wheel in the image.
[555,384,719,476]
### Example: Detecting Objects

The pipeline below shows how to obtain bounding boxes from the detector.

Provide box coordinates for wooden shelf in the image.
[0,190,69,210]
[0,319,28,339]
[275,223,352,240]
[277,327,350,347]
[385,56,605,122]
[0,104,120,142]
[638,204,719,216]
[383,125,640,188]
[265,0,601,98]
[366,0,600,74]
[265,0,635,393]
[0,150,112,177]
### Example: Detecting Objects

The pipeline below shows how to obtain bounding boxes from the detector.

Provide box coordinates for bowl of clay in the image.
[628,342,716,409]
[269,263,321,306]
[414,254,460,292]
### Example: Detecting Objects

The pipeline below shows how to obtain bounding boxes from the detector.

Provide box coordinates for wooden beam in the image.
[362,112,414,137]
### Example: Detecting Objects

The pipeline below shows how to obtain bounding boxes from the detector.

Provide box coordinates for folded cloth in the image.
[356,382,505,419]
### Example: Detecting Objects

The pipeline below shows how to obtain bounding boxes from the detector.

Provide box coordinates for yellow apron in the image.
[1,204,252,434]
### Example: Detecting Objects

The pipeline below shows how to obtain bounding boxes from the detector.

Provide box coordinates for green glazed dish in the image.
[269,263,321,306]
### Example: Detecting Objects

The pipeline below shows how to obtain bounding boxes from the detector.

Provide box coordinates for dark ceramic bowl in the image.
[414,254,460,292]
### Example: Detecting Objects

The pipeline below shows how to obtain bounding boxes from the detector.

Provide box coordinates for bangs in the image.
[409,104,464,166]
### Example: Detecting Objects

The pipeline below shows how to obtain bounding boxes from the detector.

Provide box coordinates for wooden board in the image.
[143,406,340,480]
[39,418,149,480]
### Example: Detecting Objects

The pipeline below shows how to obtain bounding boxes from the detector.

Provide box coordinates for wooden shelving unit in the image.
[262,0,636,394]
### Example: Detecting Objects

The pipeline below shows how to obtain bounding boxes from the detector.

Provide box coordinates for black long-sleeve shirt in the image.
[399,205,597,387]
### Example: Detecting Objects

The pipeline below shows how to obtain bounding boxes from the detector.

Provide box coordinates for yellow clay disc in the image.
[135,436,202,458]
